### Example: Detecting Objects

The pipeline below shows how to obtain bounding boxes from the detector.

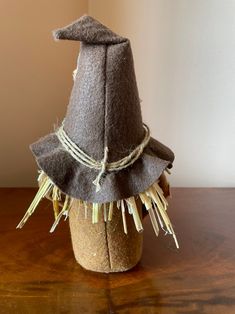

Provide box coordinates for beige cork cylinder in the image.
[69,199,143,273]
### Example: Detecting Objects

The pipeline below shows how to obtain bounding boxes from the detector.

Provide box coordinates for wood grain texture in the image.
[0,188,235,313]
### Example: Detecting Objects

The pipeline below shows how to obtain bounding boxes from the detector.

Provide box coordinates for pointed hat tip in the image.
[52,29,60,41]
[52,15,127,44]
[52,14,89,41]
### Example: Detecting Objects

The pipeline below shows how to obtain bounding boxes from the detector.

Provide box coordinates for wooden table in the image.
[1,188,235,314]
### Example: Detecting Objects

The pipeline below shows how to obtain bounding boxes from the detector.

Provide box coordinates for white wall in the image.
[89,0,235,187]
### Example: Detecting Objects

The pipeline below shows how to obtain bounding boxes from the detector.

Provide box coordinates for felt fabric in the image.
[53,15,126,45]
[69,199,143,273]
[30,15,175,204]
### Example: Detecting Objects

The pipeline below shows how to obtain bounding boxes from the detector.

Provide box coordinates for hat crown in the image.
[55,16,143,162]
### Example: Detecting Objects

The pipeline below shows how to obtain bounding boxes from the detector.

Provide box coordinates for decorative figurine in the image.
[17,15,178,273]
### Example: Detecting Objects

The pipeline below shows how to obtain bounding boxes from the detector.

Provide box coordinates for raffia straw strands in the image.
[148,187,172,232]
[139,192,152,210]
[153,202,164,230]
[121,200,128,234]
[52,186,61,219]
[64,199,73,221]
[147,187,179,248]
[127,202,133,215]
[148,208,160,236]
[92,203,101,224]
[108,202,113,221]
[103,203,107,222]
[116,200,121,209]
[50,195,72,233]
[125,197,143,232]
[148,189,171,233]
[17,171,178,248]
[165,168,171,175]
[153,182,168,209]
[37,170,46,183]
[139,192,159,236]
[16,176,53,229]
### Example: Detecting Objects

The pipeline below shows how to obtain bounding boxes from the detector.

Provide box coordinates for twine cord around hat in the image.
[56,124,150,192]
[92,147,109,192]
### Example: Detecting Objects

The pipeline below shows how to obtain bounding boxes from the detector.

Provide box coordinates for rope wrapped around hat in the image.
[56,123,150,192]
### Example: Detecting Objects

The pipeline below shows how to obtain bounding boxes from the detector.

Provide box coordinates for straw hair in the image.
[17,170,179,248]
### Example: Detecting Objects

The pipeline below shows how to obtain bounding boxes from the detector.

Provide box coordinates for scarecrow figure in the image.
[18,15,178,273]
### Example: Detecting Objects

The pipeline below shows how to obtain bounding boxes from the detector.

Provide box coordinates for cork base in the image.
[69,199,143,273]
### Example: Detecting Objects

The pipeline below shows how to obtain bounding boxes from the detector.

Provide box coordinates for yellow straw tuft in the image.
[17,170,178,248]
[17,175,53,229]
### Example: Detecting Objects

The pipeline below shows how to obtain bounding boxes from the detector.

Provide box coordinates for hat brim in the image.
[30,133,174,203]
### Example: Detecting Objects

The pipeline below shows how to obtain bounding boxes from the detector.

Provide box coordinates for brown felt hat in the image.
[30,15,174,204]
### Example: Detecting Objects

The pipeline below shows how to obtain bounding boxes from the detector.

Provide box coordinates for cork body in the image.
[69,200,143,273]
